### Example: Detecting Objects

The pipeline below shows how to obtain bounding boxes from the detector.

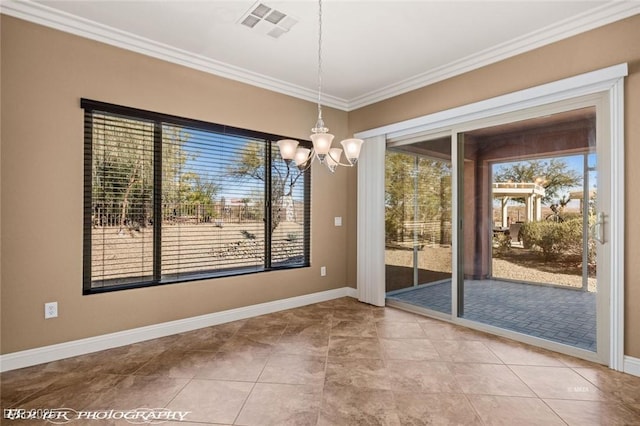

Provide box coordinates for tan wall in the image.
[3,11,640,359]
[0,16,350,354]
[348,14,640,358]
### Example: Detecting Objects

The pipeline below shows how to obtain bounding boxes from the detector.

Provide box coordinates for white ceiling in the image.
[3,1,639,110]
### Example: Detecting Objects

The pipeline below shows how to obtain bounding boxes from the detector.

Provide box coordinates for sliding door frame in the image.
[451,93,609,364]
[355,63,627,370]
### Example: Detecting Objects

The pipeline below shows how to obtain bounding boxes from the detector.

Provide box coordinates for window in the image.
[83,99,310,294]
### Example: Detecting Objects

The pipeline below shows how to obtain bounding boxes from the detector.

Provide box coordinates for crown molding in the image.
[347,2,640,110]
[2,1,638,112]
[0,0,350,110]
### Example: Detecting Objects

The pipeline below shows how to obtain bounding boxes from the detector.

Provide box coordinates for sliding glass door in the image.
[382,96,611,362]
[385,136,452,315]
[457,106,604,354]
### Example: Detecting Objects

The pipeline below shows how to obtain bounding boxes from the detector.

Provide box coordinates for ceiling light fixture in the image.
[277,0,363,173]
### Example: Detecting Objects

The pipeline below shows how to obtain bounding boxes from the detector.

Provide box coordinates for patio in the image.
[387,279,596,352]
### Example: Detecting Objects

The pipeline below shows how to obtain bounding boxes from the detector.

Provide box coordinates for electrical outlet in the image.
[334,216,342,227]
[44,302,58,319]
[320,266,327,277]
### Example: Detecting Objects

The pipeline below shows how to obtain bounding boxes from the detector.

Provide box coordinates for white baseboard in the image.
[624,355,640,377]
[345,286,358,298]
[0,286,356,372]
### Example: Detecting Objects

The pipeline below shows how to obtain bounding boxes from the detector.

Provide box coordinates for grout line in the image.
[162,376,194,411]
[314,308,334,425]
[231,311,291,425]
[4,298,636,424]
[459,393,489,426]
[538,397,571,426]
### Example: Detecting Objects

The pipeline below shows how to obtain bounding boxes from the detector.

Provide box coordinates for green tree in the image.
[161,126,223,221]
[162,126,191,208]
[92,115,154,232]
[182,173,219,205]
[493,159,581,205]
[385,152,413,243]
[92,117,192,231]
[385,152,452,245]
[227,143,304,234]
[415,157,451,244]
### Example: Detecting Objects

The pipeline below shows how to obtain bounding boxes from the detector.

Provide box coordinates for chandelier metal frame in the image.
[276,0,363,173]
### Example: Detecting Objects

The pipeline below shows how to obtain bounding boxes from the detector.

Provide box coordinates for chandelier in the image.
[276,0,364,173]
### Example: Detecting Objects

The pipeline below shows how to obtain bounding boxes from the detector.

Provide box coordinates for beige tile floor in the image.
[2,297,640,425]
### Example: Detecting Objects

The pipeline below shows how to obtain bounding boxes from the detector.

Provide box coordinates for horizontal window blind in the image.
[270,144,310,267]
[89,112,155,288]
[83,99,310,294]
[161,125,266,279]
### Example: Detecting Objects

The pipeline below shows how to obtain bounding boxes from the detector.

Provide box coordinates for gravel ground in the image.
[385,245,597,292]
[91,222,303,283]
[492,258,596,292]
[385,246,452,274]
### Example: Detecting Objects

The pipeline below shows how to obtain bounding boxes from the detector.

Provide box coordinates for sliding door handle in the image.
[591,212,605,245]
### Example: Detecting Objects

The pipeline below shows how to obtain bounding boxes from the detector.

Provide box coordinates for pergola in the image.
[493,182,546,228]
[569,189,597,213]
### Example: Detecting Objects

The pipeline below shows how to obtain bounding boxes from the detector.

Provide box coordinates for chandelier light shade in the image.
[276,0,363,172]
[326,147,343,172]
[341,138,364,164]
[309,132,334,158]
[276,139,299,161]
[294,147,312,167]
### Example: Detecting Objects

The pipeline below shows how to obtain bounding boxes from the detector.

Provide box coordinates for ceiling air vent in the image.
[267,27,287,39]
[265,9,285,25]
[238,1,298,39]
[251,3,272,18]
[241,15,260,29]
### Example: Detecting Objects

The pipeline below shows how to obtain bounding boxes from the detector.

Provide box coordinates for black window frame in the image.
[82,98,311,295]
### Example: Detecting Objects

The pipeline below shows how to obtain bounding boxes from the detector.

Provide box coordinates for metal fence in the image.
[390,220,452,247]
[92,201,305,228]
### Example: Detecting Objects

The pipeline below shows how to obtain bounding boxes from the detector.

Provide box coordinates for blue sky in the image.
[176,127,304,202]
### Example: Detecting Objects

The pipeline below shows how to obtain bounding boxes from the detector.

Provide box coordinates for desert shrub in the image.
[385,216,401,242]
[563,212,582,221]
[519,218,583,260]
[493,232,512,255]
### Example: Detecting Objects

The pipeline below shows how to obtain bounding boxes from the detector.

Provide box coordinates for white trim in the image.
[0,286,355,373]
[1,1,638,111]
[344,286,358,299]
[624,356,640,378]
[609,76,626,371]
[355,64,628,140]
[0,0,349,110]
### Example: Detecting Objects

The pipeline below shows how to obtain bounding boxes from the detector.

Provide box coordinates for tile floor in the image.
[387,279,596,351]
[2,297,640,425]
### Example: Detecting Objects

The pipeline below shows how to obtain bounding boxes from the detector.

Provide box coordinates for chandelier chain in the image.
[317,0,323,120]
[275,0,363,171]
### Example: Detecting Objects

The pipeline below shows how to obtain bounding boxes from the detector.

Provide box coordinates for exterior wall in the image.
[348,14,640,358]
[0,16,350,354]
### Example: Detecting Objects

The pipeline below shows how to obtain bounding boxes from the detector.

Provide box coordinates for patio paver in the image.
[387,279,596,351]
